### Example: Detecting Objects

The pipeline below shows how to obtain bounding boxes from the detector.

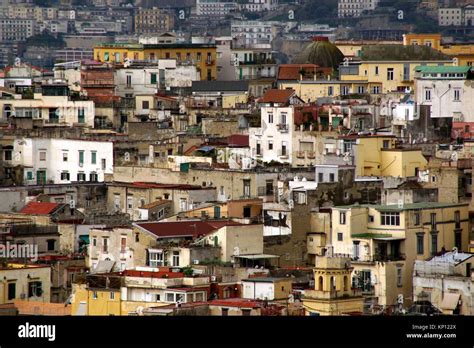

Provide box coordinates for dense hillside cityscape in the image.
[0,0,473,326]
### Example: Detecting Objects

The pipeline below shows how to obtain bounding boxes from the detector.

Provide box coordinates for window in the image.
[339,212,346,225]
[166,293,174,302]
[26,171,33,180]
[368,215,374,223]
[60,171,70,181]
[77,108,85,123]
[455,210,461,229]
[102,238,108,253]
[110,292,115,300]
[424,88,432,101]
[337,232,343,241]
[91,151,97,165]
[372,86,380,94]
[78,151,84,166]
[127,196,133,209]
[318,172,323,182]
[328,86,333,96]
[416,234,424,255]
[256,141,261,155]
[268,140,273,150]
[281,141,287,156]
[375,66,379,75]
[92,291,98,299]
[126,75,131,88]
[387,68,394,81]
[242,309,251,316]
[243,179,251,197]
[63,152,68,162]
[142,101,149,110]
[92,238,97,247]
[414,211,421,226]
[431,233,438,255]
[77,172,86,181]
[383,140,390,149]
[268,113,273,123]
[221,308,229,316]
[329,173,335,182]
[39,151,46,161]
[396,267,402,287]
[7,282,16,300]
[4,150,12,161]
[172,251,180,266]
[454,88,461,101]
[155,294,161,302]
[149,250,164,267]
[101,159,106,170]
[150,73,157,84]
[28,281,42,297]
[430,213,437,230]
[381,212,400,226]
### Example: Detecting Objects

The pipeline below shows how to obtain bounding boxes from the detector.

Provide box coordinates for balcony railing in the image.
[277,123,289,132]
[307,151,316,159]
[296,151,305,159]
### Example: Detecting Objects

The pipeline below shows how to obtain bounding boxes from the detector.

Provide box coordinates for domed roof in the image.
[295,37,345,70]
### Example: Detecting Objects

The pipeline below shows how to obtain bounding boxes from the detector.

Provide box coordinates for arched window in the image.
[318,276,323,291]
[330,276,335,291]
[343,276,348,291]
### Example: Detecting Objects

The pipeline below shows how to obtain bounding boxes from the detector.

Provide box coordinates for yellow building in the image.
[277,80,369,101]
[0,263,51,305]
[331,202,470,307]
[340,60,452,93]
[303,255,364,316]
[71,270,210,316]
[351,135,427,177]
[403,33,474,66]
[93,43,217,81]
[403,34,442,50]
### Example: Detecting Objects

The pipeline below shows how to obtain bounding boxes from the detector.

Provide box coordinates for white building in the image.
[413,251,474,315]
[231,21,277,48]
[0,19,35,41]
[114,60,199,97]
[238,0,279,12]
[0,84,95,127]
[414,65,474,121]
[196,0,237,17]
[6,138,113,185]
[249,90,320,167]
[338,0,379,18]
[439,7,464,26]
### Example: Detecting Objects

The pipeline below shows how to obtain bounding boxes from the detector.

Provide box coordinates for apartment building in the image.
[134,7,175,34]
[338,0,379,18]
[1,138,113,185]
[331,201,470,307]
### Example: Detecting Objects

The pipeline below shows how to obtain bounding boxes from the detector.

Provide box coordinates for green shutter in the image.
[151,73,157,84]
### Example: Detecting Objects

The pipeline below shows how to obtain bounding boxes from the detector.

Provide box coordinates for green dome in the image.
[295,37,345,70]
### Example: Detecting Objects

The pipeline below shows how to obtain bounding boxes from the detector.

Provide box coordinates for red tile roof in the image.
[278,64,319,80]
[210,298,261,308]
[260,89,295,104]
[227,134,249,147]
[19,202,60,215]
[135,220,243,239]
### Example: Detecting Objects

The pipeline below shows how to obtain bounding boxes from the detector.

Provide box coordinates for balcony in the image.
[277,123,289,133]
[296,151,305,159]
[278,150,289,159]
[307,151,316,159]
[205,60,214,66]
[304,288,363,300]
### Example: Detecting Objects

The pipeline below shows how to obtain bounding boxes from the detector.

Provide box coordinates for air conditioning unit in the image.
[193,259,199,265]
[211,276,217,282]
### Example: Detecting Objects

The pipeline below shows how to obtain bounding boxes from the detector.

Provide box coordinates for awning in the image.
[79,235,90,244]
[373,236,406,241]
[234,254,280,260]
[197,146,215,152]
[440,293,460,310]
